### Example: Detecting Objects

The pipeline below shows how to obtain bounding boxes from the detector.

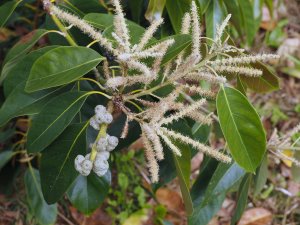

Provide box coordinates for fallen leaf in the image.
[238,208,272,225]
[156,188,185,213]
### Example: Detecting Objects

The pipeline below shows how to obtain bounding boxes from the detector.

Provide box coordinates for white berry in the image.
[95,169,107,177]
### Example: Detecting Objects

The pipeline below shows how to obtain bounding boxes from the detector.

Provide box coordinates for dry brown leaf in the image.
[69,206,112,225]
[155,188,184,213]
[237,208,272,225]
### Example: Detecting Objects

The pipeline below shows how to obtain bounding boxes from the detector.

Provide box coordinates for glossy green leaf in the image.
[145,0,166,22]
[25,46,104,92]
[172,141,193,215]
[162,34,192,65]
[166,0,191,33]
[129,0,144,23]
[198,0,212,14]
[254,154,268,195]
[0,82,66,127]
[1,29,53,83]
[67,172,111,215]
[236,75,247,96]
[83,13,114,30]
[216,86,266,172]
[0,150,14,170]
[27,91,89,153]
[24,168,57,225]
[240,62,280,93]
[0,0,22,27]
[223,0,243,35]
[40,123,88,204]
[237,0,256,45]
[201,163,245,206]
[205,0,224,39]
[3,46,59,97]
[188,193,225,225]
[231,174,251,225]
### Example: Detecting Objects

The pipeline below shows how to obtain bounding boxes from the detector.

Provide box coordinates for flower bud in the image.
[95,169,107,177]
[97,137,108,151]
[75,155,85,164]
[93,159,109,171]
[90,117,100,130]
[107,136,119,147]
[95,105,107,115]
[82,159,93,171]
[102,113,113,124]
[96,151,110,161]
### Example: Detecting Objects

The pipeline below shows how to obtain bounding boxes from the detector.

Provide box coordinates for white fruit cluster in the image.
[74,105,119,177]
[90,105,113,130]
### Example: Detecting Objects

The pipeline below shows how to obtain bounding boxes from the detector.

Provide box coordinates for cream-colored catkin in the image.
[48,3,116,54]
[213,65,263,77]
[141,132,159,182]
[160,127,232,163]
[180,83,216,98]
[190,1,201,59]
[176,12,191,66]
[135,18,164,52]
[142,124,164,161]
[210,54,280,66]
[159,99,206,125]
[186,111,213,125]
[112,0,131,52]
[186,71,227,84]
[156,129,182,156]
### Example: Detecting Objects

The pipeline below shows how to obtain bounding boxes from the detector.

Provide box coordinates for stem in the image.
[89,101,114,161]
[51,14,77,46]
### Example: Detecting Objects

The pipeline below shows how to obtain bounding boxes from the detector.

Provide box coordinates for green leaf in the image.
[240,62,280,93]
[40,123,88,204]
[27,91,89,153]
[1,29,54,83]
[223,0,243,35]
[0,0,22,27]
[129,0,144,23]
[216,86,266,172]
[172,141,193,215]
[83,13,114,30]
[201,163,245,207]
[162,34,192,65]
[188,193,225,225]
[145,0,166,22]
[254,153,268,195]
[0,83,67,127]
[198,0,212,14]
[166,0,191,33]
[236,75,247,96]
[25,46,104,92]
[231,174,251,225]
[237,0,256,45]
[0,150,14,170]
[3,46,59,97]
[67,172,111,215]
[24,168,57,225]
[205,0,224,39]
